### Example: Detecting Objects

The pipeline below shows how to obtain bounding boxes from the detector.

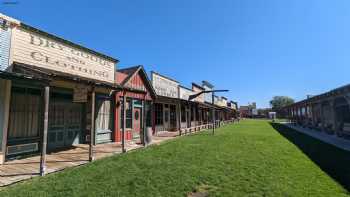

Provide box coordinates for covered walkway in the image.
[284,123,350,152]
[0,134,176,187]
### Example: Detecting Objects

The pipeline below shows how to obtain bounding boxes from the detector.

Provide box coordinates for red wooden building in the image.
[114,66,156,143]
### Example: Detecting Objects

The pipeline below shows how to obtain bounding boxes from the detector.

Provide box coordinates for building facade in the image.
[151,72,181,133]
[114,66,156,144]
[0,14,119,164]
[0,13,238,170]
[284,84,350,138]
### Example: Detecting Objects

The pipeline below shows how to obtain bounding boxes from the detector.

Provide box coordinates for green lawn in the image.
[1,120,349,197]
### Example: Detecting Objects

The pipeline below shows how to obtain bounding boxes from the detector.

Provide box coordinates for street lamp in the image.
[189,89,229,135]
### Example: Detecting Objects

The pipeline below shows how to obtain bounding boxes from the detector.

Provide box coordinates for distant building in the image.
[239,102,257,118]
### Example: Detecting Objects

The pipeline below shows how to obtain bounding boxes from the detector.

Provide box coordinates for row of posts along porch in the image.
[286,95,350,137]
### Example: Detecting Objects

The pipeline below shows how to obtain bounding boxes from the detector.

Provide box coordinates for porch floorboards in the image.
[0,141,150,187]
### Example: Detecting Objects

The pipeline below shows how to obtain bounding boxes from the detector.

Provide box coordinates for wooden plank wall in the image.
[0,26,11,71]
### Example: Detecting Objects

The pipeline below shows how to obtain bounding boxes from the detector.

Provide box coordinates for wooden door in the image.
[48,101,82,150]
[133,108,141,139]
[169,105,177,130]
[164,107,170,130]
[48,102,66,150]
[64,103,82,146]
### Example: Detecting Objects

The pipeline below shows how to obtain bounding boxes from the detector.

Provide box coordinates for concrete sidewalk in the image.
[283,123,350,152]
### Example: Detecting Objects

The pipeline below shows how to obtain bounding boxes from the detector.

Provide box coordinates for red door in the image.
[133,108,141,140]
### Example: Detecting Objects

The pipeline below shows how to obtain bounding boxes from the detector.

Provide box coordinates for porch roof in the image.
[11,63,122,90]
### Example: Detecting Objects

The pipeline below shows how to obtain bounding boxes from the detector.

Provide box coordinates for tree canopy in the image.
[270,96,294,109]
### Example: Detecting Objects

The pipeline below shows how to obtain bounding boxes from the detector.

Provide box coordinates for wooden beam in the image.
[178,103,182,136]
[40,86,50,176]
[142,98,146,146]
[212,94,215,135]
[89,86,95,162]
[122,94,126,153]
[1,80,11,164]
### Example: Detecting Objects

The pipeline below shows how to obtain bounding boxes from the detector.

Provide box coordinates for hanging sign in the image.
[73,84,88,103]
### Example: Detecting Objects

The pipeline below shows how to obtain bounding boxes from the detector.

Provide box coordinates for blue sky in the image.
[1,0,349,108]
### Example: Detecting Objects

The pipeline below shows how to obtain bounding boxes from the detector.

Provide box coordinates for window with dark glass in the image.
[164,110,169,122]
[145,101,152,127]
[154,103,163,125]
[181,105,186,122]
[96,97,113,133]
[120,97,132,129]
[191,106,194,121]
[8,87,42,140]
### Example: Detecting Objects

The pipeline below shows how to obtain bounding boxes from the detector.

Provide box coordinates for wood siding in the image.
[114,71,154,142]
[0,26,11,71]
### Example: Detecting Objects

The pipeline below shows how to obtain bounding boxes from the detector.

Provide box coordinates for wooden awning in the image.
[11,63,122,90]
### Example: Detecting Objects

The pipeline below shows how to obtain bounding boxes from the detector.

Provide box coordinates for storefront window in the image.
[195,107,199,121]
[120,97,133,129]
[191,106,194,121]
[145,101,152,127]
[96,97,113,132]
[8,87,42,140]
[154,103,163,125]
[181,105,186,122]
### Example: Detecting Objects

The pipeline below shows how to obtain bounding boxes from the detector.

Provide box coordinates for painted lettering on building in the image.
[11,27,116,83]
[152,72,179,98]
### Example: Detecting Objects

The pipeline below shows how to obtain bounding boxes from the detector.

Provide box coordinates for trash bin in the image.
[146,127,153,144]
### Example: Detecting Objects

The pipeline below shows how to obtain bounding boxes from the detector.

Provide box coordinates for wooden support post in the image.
[212,94,215,135]
[189,103,192,134]
[178,103,182,136]
[142,98,146,146]
[89,87,95,162]
[122,94,126,153]
[40,86,50,176]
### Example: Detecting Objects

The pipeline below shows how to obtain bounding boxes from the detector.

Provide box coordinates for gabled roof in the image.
[117,65,157,99]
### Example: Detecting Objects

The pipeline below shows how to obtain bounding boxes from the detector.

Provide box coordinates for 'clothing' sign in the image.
[11,27,116,83]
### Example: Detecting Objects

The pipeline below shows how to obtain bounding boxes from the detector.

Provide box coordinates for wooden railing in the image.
[179,119,237,135]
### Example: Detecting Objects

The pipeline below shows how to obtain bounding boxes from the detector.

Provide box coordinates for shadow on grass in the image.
[270,123,350,192]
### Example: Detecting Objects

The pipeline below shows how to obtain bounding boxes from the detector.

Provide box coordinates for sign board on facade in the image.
[73,84,88,103]
[152,72,179,98]
[179,86,193,100]
[11,27,116,83]
[192,84,204,103]
[202,82,214,103]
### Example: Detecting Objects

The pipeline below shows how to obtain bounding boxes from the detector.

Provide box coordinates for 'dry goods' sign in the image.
[11,27,115,83]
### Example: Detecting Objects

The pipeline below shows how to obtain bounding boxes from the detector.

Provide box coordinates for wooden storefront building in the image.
[151,72,182,133]
[0,13,238,178]
[114,66,156,144]
[0,14,120,165]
